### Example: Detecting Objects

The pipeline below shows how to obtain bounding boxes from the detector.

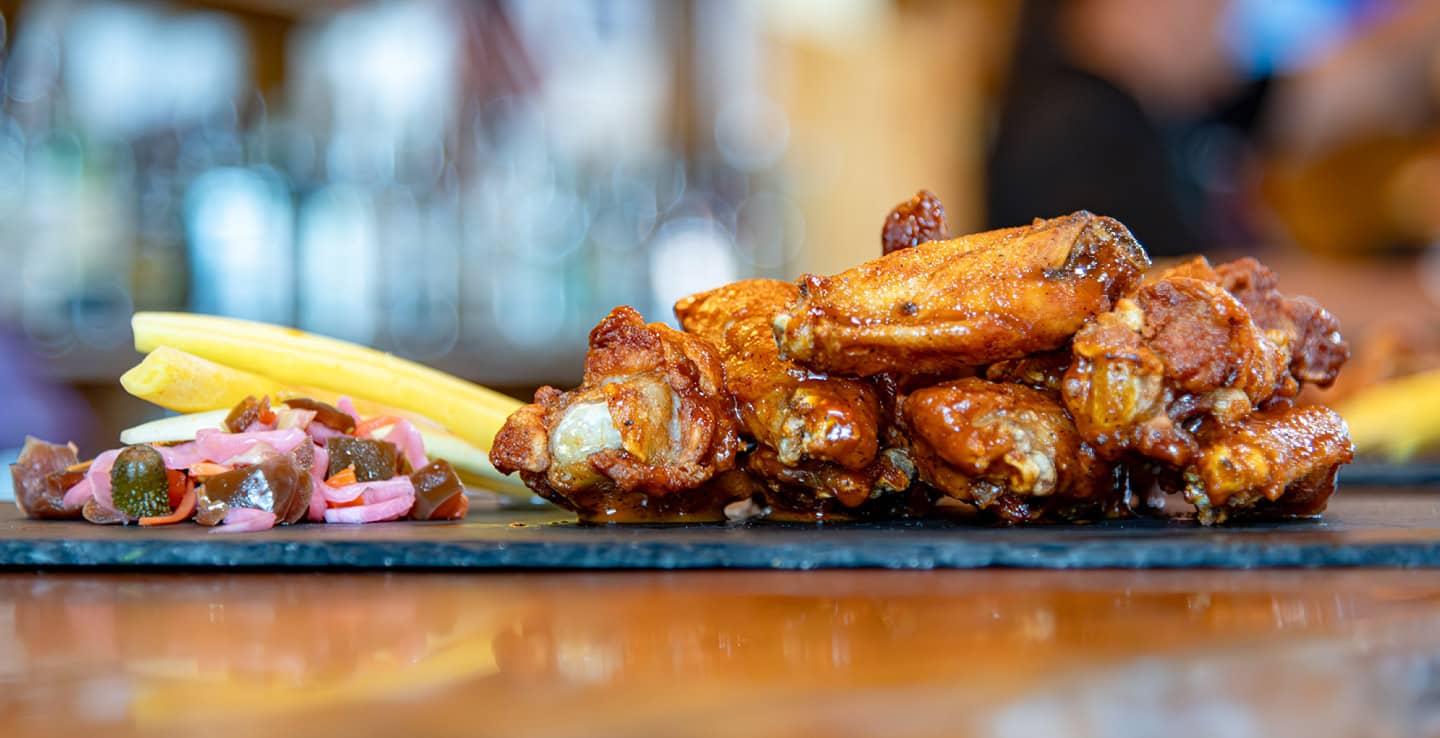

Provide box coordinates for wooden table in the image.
[4,569,1440,737]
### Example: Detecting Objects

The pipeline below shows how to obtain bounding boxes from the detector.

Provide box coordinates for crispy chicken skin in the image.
[1062,277,1294,466]
[742,446,929,520]
[1185,404,1353,524]
[901,378,1117,523]
[674,279,882,470]
[775,211,1150,377]
[489,306,745,522]
[1152,256,1350,388]
[881,190,949,255]
[1214,258,1349,387]
[675,279,926,518]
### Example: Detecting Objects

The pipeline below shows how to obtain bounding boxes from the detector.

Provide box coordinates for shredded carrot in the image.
[65,460,93,474]
[353,415,403,438]
[189,461,232,477]
[140,484,196,526]
[325,465,358,488]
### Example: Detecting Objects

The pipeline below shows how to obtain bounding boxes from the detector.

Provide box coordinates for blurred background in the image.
[0,0,1438,455]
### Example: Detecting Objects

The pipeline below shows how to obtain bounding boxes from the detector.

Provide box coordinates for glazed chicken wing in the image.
[984,349,1072,393]
[489,306,746,522]
[775,211,1150,377]
[675,280,925,518]
[1185,404,1353,524]
[675,279,882,470]
[901,378,1119,523]
[1062,276,1294,466]
[1151,256,1349,388]
[1214,258,1349,387]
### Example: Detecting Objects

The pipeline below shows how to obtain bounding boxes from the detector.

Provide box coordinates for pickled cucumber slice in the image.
[110,445,172,519]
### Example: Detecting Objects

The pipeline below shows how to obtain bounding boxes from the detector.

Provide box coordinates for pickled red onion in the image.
[336,397,362,424]
[307,442,330,523]
[194,428,307,464]
[323,493,414,524]
[321,477,415,506]
[210,507,278,534]
[383,418,427,472]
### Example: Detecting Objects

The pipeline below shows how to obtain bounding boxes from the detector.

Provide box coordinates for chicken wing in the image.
[489,306,746,522]
[675,279,926,518]
[984,349,1072,393]
[1062,276,1294,466]
[1214,258,1349,387]
[1184,404,1353,524]
[775,211,1150,377]
[901,378,1120,523]
[742,446,931,520]
[674,279,882,470]
[1151,256,1349,388]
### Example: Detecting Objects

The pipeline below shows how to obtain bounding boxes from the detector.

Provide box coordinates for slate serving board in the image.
[2,488,1439,570]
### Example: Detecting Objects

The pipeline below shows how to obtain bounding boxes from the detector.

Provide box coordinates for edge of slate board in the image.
[5,537,1440,570]
[3,490,1439,570]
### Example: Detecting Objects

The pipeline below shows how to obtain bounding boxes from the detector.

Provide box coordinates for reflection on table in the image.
[3,570,1440,737]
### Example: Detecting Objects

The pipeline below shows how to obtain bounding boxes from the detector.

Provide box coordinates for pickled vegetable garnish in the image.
[282,398,356,433]
[409,459,467,520]
[10,437,84,520]
[109,445,171,519]
[195,449,312,525]
[224,395,273,433]
[82,498,127,525]
[326,437,398,482]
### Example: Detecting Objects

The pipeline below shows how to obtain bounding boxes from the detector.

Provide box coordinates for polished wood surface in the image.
[4,569,1440,737]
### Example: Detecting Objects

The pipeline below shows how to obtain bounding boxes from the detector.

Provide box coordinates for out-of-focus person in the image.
[988,0,1257,255]
[986,0,1440,258]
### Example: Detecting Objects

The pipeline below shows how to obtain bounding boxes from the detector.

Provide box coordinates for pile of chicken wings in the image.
[491,192,1353,525]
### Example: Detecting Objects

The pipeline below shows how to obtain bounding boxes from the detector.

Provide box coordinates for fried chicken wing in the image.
[901,378,1119,523]
[775,211,1150,377]
[1214,258,1349,387]
[742,446,931,521]
[489,306,745,522]
[1062,277,1293,466]
[1184,404,1353,524]
[675,279,926,518]
[674,279,882,470]
[1152,256,1350,388]
[881,190,949,255]
[984,349,1072,393]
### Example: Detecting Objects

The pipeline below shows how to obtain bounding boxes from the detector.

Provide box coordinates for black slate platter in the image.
[3,487,1440,570]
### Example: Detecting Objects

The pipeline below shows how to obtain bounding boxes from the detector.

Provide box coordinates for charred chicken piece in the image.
[489,306,745,522]
[1184,404,1353,524]
[881,190,949,255]
[775,211,1150,377]
[1151,256,1349,389]
[1215,258,1349,387]
[1062,276,1294,466]
[901,378,1118,523]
